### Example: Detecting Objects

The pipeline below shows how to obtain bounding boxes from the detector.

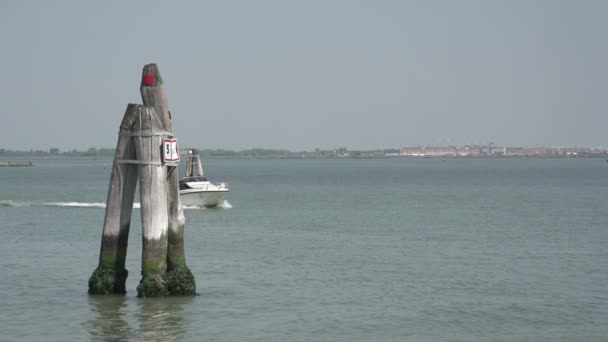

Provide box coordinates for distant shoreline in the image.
[3,146,607,160]
[0,161,33,167]
[1,155,607,161]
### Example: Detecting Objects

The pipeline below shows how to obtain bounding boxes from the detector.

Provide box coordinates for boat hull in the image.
[179,189,228,208]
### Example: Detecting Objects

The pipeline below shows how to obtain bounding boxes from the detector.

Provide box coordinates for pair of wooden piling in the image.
[88,64,195,297]
[185,149,204,177]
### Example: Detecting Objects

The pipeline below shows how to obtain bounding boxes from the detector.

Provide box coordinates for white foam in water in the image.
[43,202,142,209]
[182,205,205,210]
[2,200,107,209]
[181,200,232,210]
[43,202,106,208]
[1,200,230,210]
[218,200,233,209]
[0,200,31,207]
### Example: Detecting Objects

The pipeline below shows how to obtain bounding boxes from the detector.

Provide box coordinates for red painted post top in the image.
[142,75,156,86]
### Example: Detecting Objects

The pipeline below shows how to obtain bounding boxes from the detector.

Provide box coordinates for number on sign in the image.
[163,139,180,162]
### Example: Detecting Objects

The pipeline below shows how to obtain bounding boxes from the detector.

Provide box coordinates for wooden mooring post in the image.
[185,149,204,177]
[140,64,196,296]
[88,104,139,294]
[89,64,196,297]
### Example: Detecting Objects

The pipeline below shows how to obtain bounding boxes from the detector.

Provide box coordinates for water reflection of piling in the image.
[86,296,132,341]
[135,297,192,341]
[85,296,192,341]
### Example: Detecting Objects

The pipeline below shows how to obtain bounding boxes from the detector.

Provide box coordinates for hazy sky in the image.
[1,0,606,151]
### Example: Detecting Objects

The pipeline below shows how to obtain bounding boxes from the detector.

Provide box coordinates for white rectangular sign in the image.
[163,139,180,162]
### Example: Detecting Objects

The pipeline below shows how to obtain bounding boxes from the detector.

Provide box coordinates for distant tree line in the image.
[1,147,387,159]
[0,147,293,158]
[199,148,291,157]
[0,148,116,157]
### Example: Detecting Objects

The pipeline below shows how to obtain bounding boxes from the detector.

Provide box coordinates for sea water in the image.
[1,157,607,341]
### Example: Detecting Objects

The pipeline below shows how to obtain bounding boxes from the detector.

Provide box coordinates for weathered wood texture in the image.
[195,154,204,176]
[140,64,195,295]
[90,64,195,296]
[185,150,194,177]
[134,105,170,297]
[185,149,203,177]
[140,64,171,131]
[88,104,140,294]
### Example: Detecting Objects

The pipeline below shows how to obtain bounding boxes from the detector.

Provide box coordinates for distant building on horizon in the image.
[400,146,459,157]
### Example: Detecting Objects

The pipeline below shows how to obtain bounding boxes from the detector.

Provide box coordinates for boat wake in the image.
[0,200,31,207]
[218,200,233,209]
[182,200,233,210]
[0,200,232,210]
[44,202,107,208]
[0,200,109,209]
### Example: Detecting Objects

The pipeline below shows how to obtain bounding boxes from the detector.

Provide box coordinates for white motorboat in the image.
[179,149,229,208]
[179,176,229,208]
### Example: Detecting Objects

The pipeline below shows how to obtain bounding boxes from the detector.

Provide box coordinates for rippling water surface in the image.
[1,157,607,341]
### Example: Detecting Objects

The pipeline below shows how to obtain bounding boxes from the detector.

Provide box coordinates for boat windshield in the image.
[180,176,208,183]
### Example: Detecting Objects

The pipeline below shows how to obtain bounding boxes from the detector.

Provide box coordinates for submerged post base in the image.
[88,266,128,295]
[166,266,196,296]
[137,273,169,297]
